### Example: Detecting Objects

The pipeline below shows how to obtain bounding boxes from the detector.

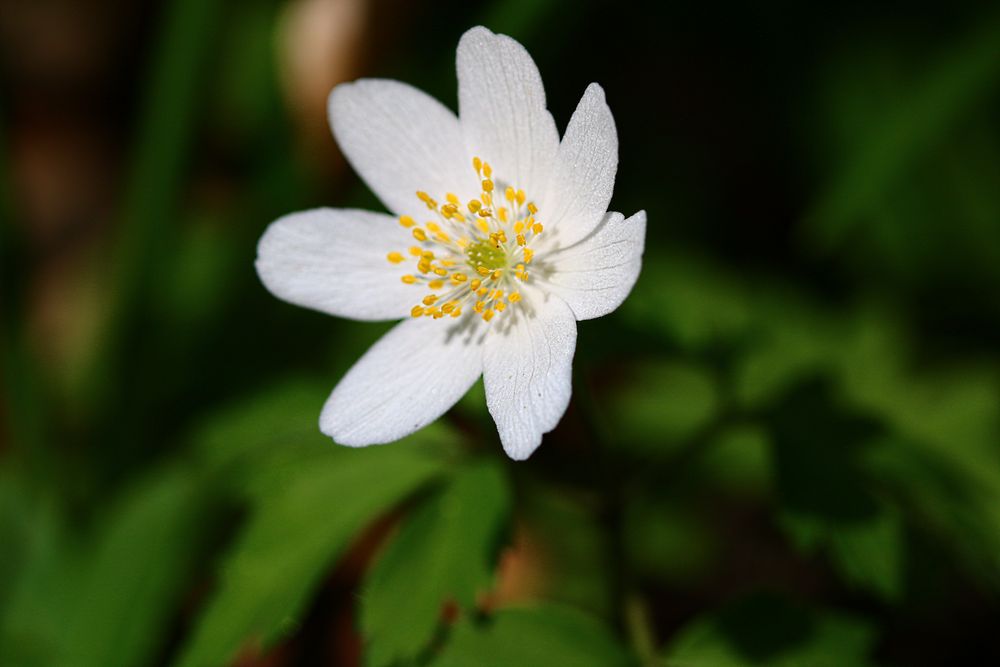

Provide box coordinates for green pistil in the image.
[466,240,507,272]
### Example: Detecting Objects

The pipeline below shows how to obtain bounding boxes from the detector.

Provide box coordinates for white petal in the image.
[321,316,484,446]
[456,26,559,201]
[483,288,577,460]
[543,210,646,321]
[256,208,418,321]
[328,79,479,217]
[543,83,618,249]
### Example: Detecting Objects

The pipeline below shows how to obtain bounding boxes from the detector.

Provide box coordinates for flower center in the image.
[386,156,542,323]
[465,239,507,272]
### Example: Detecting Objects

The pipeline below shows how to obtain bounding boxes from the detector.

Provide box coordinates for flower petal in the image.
[483,288,577,460]
[256,207,419,321]
[321,316,484,446]
[543,83,618,249]
[328,79,478,217]
[456,26,559,200]
[543,210,646,321]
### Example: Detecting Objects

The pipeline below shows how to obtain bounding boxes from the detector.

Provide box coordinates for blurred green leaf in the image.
[211,0,282,144]
[624,496,717,586]
[624,255,751,350]
[808,14,1000,247]
[0,477,73,667]
[191,376,331,487]
[174,440,449,667]
[0,463,213,667]
[520,483,612,615]
[664,593,876,667]
[605,360,720,456]
[767,381,881,524]
[863,435,1000,585]
[781,508,905,603]
[434,604,634,667]
[61,466,210,667]
[695,424,771,493]
[361,459,511,667]
[86,0,226,416]
[158,215,240,336]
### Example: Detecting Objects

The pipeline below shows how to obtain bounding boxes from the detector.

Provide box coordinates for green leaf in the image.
[361,459,511,667]
[0,464,213,667]
[174,440,449,667]
[604,360,720,456]
[780,508,905,603]
[191,376,331,488]
[0,480,74,667]
[664,593,876,667]
[696,424,771,493]
[808,14,1000,247]
[61,466,210,667]
[434,605,634,667]
[623,254,752,350]
[862,435,1000,584]
[624,496,717,587]
[519,483,613,615]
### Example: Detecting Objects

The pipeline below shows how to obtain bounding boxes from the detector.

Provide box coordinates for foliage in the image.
[3,1,1000,665]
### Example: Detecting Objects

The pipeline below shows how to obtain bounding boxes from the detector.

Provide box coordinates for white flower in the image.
[256,26,646,460]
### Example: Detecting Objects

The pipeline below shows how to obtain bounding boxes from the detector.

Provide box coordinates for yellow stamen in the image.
[386,251,404,264]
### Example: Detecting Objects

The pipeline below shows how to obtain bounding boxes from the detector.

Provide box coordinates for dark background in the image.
[2,1,1000,665]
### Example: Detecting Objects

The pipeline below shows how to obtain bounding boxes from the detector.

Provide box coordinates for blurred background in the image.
[2,0,1000,665]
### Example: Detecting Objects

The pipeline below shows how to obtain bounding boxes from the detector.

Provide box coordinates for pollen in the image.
[394,156,541,323]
